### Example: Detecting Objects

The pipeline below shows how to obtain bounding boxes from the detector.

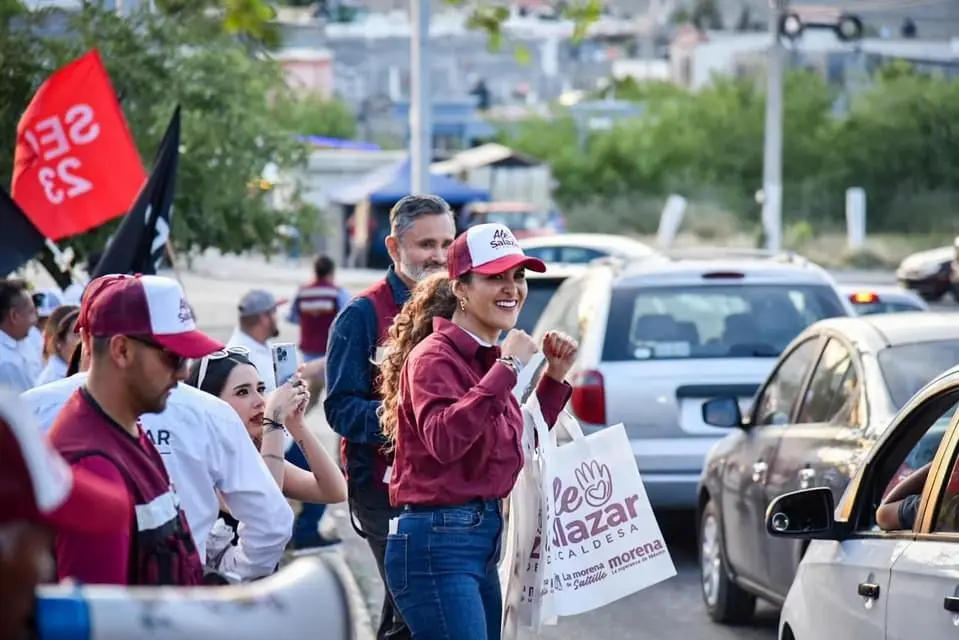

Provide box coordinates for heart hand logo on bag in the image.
[551,460,642,553]
[574,461,613,508]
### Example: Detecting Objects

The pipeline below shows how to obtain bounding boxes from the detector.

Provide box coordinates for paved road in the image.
[178,253,952,640]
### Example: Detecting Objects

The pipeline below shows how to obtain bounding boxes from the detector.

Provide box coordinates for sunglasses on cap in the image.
[126,335,188,371]
[196,346,252,390]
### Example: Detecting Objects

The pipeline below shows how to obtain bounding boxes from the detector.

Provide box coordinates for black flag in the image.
[0,186,47,277]
[92,105,180,278]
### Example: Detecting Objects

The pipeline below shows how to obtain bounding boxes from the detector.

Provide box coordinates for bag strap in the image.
[523,394,557,456]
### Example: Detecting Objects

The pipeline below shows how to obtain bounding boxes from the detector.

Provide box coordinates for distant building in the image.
[669,28,959,91]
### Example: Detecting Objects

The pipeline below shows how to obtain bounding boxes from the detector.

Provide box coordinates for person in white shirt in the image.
[228,289,285,393]
[21,372,295,582]
[26,288,66,380]
[0,279,40,393]
[185,347,346,545]
[34,307,79,387]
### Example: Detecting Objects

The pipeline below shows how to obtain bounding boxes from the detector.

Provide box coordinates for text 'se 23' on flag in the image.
[11,49,146,241]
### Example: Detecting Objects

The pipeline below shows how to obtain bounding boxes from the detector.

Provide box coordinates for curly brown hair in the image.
[378,271,469,447]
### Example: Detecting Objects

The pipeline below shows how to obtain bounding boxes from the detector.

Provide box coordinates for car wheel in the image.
[699,498,757,624]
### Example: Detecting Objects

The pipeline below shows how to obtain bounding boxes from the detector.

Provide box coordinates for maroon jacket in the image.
[293,278,339,354]
[389,318,571,507]
[48,389,203,586]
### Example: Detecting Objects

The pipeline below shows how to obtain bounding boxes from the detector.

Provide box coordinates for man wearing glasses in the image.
[45,274,221,585]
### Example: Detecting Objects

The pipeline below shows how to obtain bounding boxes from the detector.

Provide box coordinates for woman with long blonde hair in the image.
[378,223,578,640]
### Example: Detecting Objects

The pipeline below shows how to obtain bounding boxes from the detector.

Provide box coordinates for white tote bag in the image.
[500,354,557,637]
[527,395,677,617]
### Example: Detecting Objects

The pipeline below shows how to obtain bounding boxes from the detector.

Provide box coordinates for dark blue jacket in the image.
[323,267,410,487]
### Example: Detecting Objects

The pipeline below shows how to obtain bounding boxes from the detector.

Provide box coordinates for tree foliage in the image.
[0,1,361,260]
[502,65,959,235]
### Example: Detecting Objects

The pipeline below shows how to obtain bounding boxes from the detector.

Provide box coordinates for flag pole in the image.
[164,241,185,288]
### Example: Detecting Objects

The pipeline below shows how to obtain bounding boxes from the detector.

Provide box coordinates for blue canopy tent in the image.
[368,158,490,205]
[327,158,491,206]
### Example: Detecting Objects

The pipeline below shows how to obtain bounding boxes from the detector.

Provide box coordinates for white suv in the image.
[531,250,855,510]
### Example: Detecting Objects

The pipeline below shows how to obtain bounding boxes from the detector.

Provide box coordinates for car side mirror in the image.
[765,487,842,540]
[702,396,743,429]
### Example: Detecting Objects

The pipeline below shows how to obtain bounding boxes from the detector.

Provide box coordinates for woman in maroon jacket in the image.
[378,223,577,640]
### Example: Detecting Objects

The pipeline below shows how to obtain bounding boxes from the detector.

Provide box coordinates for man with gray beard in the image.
[324,195,455,640]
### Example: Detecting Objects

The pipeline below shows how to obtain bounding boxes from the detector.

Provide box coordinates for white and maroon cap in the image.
[448,223,547,279]
[0,388,131,534]
[77,274,223,359]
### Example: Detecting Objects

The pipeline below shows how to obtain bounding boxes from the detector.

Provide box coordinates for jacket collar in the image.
[432,317,500,363]
[386,266,410,306]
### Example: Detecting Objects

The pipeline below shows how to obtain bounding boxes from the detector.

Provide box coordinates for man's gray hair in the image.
[389,194,454,238]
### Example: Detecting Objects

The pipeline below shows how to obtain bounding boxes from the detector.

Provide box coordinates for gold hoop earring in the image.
[459,298,467,312]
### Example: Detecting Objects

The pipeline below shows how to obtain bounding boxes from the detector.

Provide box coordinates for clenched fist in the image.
[543,331,578,381]
[500,329,538,368]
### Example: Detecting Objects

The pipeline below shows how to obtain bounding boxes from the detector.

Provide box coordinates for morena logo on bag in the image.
[548,460,644,560]
[606,538,668,573]
[489,227,518,250]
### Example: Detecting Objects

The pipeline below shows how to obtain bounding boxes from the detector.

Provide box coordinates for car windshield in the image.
[515,278,565,334]
[602,283,847,361]
[878,340,959,409]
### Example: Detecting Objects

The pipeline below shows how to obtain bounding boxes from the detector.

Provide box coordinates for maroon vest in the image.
[295,278,339,354]
[47,389,204,586]
[341,278,400,491]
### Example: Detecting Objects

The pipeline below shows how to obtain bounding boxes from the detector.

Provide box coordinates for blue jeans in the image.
[286,443,326,542]
[384,501,503,640]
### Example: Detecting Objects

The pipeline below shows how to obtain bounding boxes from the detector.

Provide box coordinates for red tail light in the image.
[571,369,606,425]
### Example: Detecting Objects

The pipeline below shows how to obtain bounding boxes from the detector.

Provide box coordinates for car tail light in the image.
[571,369,606,425]
[701,271,744,279]
[850,291,879,304]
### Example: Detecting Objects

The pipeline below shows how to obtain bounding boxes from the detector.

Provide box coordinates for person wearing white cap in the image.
[377,223,579,639]
[228,289,287,394]
[46,274,223,586]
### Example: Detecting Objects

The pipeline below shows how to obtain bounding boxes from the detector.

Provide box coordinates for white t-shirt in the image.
[22,374,294,580]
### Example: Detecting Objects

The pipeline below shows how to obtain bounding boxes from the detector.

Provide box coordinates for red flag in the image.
[11,49,147,240]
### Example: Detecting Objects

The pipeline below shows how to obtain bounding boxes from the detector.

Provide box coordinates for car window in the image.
[878,340,959,410]
[753,338,821,426]
[515,277,566,334]
[795,339,862,426]
[931,441,959,533]
[601,283,846,362]
[558,247,607,263]
[523,246,558,263]
[533,275,587,341]
[862,393,959,532]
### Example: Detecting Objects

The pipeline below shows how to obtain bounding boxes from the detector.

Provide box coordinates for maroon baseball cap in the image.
[0,390,131,534]
[77,274,223,359]
[448,223,546,279]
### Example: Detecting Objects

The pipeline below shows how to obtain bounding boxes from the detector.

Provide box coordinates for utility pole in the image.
[410,0,432,193]
[761,0,786,252]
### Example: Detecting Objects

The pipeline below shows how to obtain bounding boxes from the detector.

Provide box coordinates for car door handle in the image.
[799,467,816,489]
[858,582,880,599]
[751,461,768,482]
[944,596,959,613]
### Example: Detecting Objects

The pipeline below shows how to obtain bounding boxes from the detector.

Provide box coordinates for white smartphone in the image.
[272,342,298,387]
